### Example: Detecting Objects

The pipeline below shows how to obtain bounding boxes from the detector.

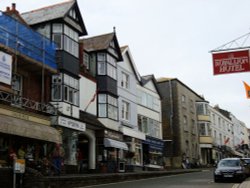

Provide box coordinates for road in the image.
[80,170,240,188]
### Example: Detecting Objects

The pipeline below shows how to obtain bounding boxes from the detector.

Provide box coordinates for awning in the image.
[120,126,146,140]
[104,138,128,150]
[0,114,62,143]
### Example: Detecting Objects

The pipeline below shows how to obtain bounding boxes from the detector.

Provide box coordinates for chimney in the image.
[12,3,16,11]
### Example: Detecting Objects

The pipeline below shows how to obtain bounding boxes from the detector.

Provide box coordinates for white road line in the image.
[232,184,240,188]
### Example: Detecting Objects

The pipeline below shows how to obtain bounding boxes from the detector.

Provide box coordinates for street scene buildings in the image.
[0,1,249,187]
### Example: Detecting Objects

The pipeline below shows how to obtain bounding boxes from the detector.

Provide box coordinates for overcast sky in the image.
[2,0,250,127]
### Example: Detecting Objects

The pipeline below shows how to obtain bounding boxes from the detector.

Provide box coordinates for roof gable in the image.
[21,0,87,35]
[120,46,141,82]
[82,32,122,61]
[141,75,162,99]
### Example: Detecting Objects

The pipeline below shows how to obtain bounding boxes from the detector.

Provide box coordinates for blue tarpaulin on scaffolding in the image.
[0,11,57,69]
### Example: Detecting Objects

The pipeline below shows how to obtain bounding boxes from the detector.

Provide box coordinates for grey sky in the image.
[2,0,250,127]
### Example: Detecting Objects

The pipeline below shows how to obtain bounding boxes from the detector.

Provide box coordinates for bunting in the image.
[224,137,230,145]
[243,81,250,99]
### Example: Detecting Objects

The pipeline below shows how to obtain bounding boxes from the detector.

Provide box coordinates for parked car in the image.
[241,158,250,176]
[214,158,247,182]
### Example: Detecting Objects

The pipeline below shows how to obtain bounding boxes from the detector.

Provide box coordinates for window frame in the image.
[98,94,118,120]
[121,100,130,121]
[97,53,117,80]
[51,73,79,106]
[52,23,79,57]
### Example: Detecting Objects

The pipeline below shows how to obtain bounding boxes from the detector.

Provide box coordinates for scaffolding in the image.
[0,11,57,69]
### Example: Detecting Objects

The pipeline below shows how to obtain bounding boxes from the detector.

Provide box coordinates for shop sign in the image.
[212,50,250,75]
[14,159,25,173]
[143,136,164,151]
[104,130,123,141]
[58,116,86,131]
[0,51,12,85]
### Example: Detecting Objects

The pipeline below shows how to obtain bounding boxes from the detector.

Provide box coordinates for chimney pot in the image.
[12,3,16,10]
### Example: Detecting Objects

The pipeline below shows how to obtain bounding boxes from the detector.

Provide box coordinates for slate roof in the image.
[83,33,115,52]
[82,32,123,61]
[21,0,75,25]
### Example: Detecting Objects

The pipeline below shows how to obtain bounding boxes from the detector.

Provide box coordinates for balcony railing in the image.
[0,11,57,69]
[0,90,57,115]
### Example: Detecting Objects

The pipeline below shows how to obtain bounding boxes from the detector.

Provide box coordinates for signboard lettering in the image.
[212,50,250,75]
[58,116,86,131]
[0,51,12,85]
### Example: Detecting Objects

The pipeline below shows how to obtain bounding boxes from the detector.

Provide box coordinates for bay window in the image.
[138,115,160,138]
[98,94,118,120]
[51,73,79,106]
[52,23,79,57]
[97,53,117,80]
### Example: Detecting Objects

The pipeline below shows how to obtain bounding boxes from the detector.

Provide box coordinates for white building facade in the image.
[117,46,145,171]
[136,75,164,169]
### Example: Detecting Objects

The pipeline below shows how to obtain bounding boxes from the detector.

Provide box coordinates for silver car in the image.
[214,158,247,182]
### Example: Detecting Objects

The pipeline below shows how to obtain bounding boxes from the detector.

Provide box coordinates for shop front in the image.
[142,136,164,170]
[120,126,146,172]
[0,105,62,167]
[96,129,128,173]
[0,104,62,187]
[52,115,86,173]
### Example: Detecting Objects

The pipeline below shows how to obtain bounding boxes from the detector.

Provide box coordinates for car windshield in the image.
[218,160,240,167]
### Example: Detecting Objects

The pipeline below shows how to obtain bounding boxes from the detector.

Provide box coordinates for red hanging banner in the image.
[212,50,250,75]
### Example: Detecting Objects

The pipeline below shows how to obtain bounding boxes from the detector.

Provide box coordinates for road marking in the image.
[232,184,240,188]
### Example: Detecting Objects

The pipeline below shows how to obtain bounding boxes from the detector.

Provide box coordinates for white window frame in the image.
[51,73,79,106]
[121,101,130,121]
[121,72,129,89]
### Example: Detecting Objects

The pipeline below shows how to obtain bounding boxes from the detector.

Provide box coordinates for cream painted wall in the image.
[79,76,97,115]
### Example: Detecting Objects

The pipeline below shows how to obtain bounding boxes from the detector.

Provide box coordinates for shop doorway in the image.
[77,134,89,173]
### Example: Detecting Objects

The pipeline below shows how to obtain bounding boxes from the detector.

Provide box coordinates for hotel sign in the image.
[58,116,86,131]
[212,50,250,75]
[0,51,12,85]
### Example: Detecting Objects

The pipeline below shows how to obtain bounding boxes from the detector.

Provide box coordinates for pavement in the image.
[238,177,250,188]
